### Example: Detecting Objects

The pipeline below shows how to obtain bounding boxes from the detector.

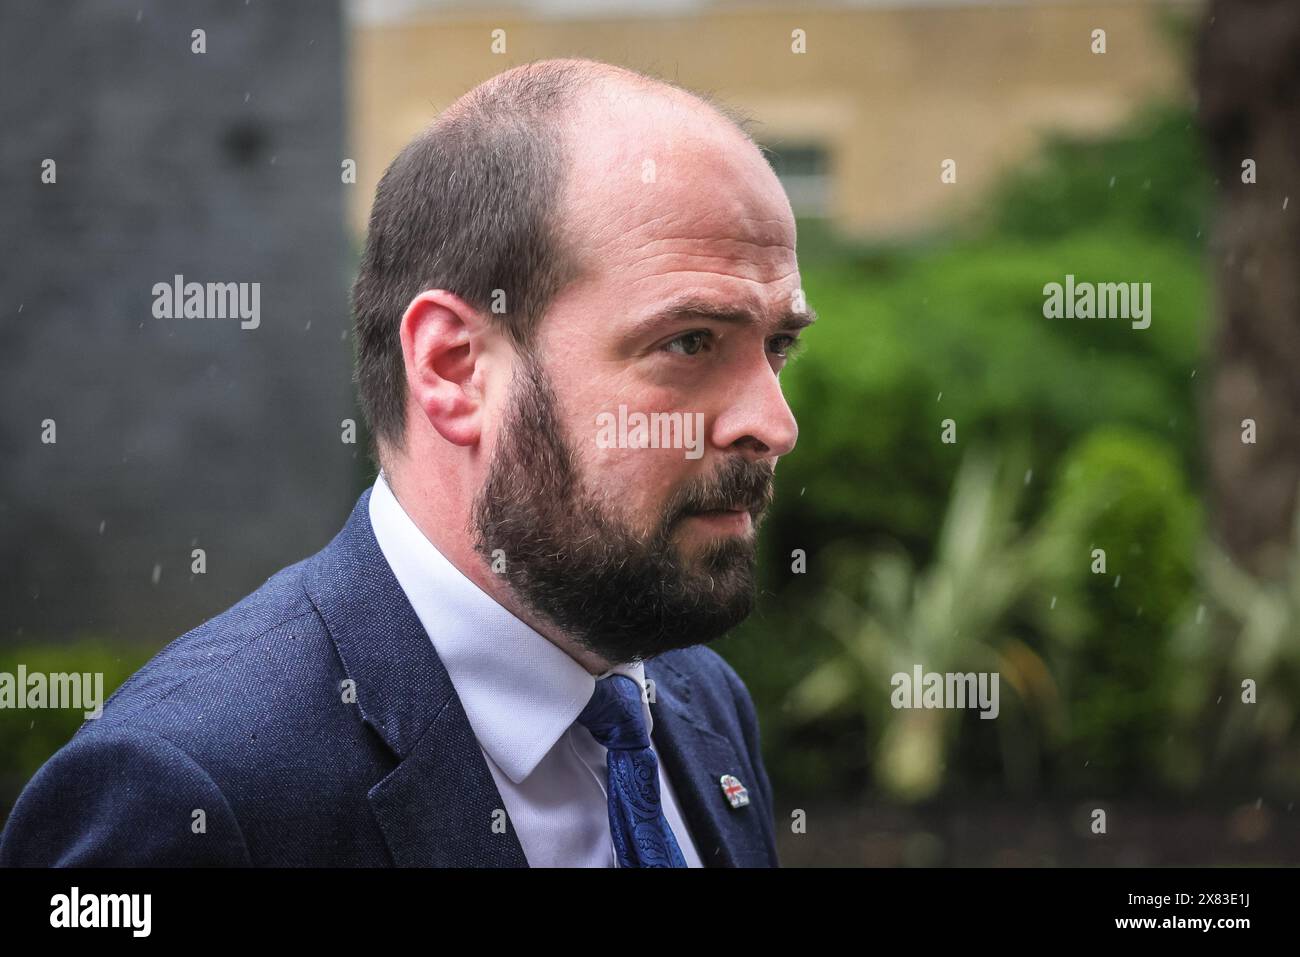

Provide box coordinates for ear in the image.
[399,289,490,447]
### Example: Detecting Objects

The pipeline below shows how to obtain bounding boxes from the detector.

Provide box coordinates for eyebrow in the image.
[626,294,818,343]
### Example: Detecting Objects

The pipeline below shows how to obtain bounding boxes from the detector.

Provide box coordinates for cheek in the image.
[564,370,705,515]
[583,441,692,518]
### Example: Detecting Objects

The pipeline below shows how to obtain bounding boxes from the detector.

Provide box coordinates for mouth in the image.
[682,507,754,535]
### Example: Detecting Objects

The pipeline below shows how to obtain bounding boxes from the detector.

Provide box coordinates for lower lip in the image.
[685,510,753,534]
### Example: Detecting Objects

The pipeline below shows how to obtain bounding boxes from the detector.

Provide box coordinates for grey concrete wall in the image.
[0,1,361,641]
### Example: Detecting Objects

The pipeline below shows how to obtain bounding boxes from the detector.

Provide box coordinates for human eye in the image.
[662,330,713,356]
[769,333,805,359]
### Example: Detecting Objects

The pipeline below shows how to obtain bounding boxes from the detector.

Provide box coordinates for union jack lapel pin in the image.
[719,774,749,809]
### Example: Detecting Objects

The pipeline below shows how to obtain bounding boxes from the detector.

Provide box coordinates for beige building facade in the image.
[348,0,1198,239]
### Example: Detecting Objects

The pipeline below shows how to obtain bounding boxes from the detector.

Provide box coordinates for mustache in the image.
[665,458,776,524]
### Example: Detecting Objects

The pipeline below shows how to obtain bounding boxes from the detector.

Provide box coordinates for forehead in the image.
[553,89,800,327]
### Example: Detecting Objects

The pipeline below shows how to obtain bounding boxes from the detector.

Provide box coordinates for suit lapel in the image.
[646,656,771,868]
[304,489,528,867]
[306,490,767,868]
[367,692,528,867]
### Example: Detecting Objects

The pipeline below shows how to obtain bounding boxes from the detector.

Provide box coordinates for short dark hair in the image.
[350,59,756,456]
[351,61,591,454]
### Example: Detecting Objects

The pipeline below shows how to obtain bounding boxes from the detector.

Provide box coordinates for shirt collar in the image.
[368,471,652,785]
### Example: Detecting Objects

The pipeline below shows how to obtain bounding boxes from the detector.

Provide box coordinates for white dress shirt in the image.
[368,471,702,867]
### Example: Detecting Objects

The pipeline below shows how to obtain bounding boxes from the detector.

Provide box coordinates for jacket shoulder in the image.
[1,543,396,865]
[92,555,326,734]
[0,721,250,866]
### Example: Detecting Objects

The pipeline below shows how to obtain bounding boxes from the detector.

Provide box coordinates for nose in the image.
[710,360,798,461]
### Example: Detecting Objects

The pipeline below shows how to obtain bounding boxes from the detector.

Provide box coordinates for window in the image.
[763,143,831,218]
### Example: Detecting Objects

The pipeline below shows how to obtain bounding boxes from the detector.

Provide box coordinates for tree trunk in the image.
[1195,0,1300,579]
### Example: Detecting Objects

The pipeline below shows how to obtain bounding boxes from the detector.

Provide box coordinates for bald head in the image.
[352,58,773,454]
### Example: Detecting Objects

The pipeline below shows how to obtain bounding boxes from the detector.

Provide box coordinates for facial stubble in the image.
[471,356,775,664]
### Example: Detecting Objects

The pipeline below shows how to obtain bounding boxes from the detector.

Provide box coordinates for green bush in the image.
[1034,426,1201,791]
[720,103,1214,801]
[982,105,1210,249]
[769,229,1206,565]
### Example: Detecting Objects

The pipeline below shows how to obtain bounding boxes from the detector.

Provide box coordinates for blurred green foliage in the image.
[1169,501,1300,794]
[1035,427,1200,791]
[716,102,1236,802]
[783,446,1071,802]
[983,106,1211,248]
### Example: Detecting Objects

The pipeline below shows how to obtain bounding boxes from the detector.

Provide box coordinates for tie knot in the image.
[576,674,649,751]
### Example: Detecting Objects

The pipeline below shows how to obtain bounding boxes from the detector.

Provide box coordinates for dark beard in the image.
[470,355,774,664]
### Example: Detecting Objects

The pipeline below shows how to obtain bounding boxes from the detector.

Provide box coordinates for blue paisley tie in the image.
[576,673,688,867]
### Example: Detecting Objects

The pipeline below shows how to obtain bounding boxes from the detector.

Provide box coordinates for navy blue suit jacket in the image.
[0,490,779,867]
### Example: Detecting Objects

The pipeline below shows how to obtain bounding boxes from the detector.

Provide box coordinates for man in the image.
[1,58,812,867]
